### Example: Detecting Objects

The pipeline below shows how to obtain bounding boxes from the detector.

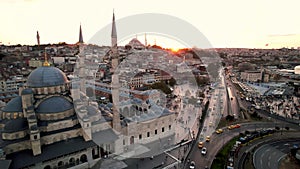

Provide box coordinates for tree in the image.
[149,82,171,95]
[168,77,176,86]
[226,115,234,121]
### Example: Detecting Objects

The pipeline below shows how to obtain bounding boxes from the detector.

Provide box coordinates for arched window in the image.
[130,136,134,144]
[80,154,87,163]
[69,158,75,167]
[57,161,64,167]
[44,165,51,169]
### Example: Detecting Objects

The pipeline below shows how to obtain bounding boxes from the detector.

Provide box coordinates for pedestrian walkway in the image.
[174,103,201,143]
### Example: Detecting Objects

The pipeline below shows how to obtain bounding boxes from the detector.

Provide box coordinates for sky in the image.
[1,0,300,49]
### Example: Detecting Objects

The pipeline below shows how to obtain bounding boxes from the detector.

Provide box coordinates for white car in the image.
[189,161,195,169]
[201,147,207,155]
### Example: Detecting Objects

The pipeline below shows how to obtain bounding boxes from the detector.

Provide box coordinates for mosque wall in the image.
[2,130,28,140]
[39,118,78,132]
[38,148,98,169]
[125,113,175,145]
[41,129,82,145]
[3,140,30,154]
[37,109,74,121]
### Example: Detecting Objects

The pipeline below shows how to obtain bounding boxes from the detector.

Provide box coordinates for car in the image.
[201,147,207,155]
[228,124,241,130]
[227,125,235,130]
[198,141,203,148]
[216,128,223,134]
[203,126,207,132]
[206,136,210,142]
[189,161,195,169]
[234,124,241,128]
[209,122,213,127]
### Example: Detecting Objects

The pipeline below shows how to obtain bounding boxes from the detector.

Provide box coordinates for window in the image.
[139,134,142,139]
[13,113,18,119]
[162,127,165,132]
[155,129,157,135]
[147,132,150,137]
[169,125,171,130]
[34,135,37,140]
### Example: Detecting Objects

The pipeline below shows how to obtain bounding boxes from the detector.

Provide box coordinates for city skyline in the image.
[1,0,300,49]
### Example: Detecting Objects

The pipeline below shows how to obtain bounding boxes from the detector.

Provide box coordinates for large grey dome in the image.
[2,96,22,112]
[36,96,73,113]
[27,66,69,88]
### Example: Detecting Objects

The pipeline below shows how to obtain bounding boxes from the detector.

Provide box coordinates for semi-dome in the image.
[27,66,69,88]
[2,96,22,112]
[36,96,73,113]
[4,118,28,133]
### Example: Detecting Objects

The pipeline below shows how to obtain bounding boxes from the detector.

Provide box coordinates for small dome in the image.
[27,66,69,88]
[2,96,22,112]
[36,96,73,113]
[4,118,28,133]
[86,106,99,116]
[21,88,34,95]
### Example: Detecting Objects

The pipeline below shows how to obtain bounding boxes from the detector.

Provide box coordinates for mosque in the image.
[0,12,176,169]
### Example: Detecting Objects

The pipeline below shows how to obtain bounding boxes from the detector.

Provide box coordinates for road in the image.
[253,139,300,169]
[185,122,297,169]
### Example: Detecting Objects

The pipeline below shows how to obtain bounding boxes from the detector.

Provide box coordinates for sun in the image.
[170,47,180,52]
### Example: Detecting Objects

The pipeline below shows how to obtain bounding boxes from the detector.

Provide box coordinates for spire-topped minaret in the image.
[79,24,84,44]
[111,9,117,49]
[110,10,121,132]
[111,10,119,70]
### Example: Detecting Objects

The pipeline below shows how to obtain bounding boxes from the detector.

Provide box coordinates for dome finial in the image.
[43,49,50,66]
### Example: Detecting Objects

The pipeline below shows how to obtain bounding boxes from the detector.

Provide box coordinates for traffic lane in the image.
[188,122,286,169]
[254,144,285,169]
[188,128,242,169]
[254,139,300,169]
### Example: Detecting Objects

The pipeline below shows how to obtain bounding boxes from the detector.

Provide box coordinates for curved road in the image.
[253,139,300,169]
[185,122,297,169]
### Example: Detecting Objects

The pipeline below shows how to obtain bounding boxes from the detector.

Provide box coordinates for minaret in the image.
[36,31,40,47]
[111,10,117,49]
[111,10,121,132]
[43,49,50,66]
[144,33,147,48]
[111,10,119,69]
[79,24,84,43]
